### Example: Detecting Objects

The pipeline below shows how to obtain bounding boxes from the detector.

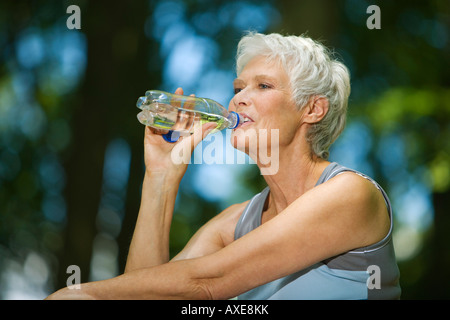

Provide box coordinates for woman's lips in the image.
[235,113,254,129]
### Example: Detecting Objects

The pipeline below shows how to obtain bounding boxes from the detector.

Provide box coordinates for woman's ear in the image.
[302,96,329,124]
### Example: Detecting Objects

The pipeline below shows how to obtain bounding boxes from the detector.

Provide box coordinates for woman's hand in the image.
[143,87,216,178]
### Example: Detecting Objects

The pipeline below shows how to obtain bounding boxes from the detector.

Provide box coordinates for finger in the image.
[146,126,168,136]
[172,88,184,110]
[174,87,183,95]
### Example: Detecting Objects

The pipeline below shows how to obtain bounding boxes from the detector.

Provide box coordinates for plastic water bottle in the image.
[136,90,241,142]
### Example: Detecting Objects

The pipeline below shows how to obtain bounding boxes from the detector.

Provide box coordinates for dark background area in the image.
[0,0,449,299]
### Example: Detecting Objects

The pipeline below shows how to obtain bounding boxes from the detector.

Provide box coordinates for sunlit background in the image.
[0,0,449,299]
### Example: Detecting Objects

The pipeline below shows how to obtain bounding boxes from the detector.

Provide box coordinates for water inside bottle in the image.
[137,102,230,134]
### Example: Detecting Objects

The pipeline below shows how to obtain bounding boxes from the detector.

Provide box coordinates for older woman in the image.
[47,32,400,300]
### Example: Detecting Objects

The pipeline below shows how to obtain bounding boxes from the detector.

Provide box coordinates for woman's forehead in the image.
[235,56,288,83]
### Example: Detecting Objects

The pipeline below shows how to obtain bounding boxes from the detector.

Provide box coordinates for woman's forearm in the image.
[47,259,213,300]
[124,171,181,272]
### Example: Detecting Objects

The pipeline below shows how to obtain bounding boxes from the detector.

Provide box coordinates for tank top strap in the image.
[234,187,269,240]
[315,162,352,185]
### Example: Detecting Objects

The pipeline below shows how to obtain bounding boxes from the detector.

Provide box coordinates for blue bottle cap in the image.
[162,130,180,143]
[229,111,240,129]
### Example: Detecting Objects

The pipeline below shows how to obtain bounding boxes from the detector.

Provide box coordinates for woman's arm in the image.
[170,201,248,262]
[46,201,246,300]
[124,88,217,272]
[125,176,246,271]
[124,170,181,271]
[47,172,389,300]
[47,260,212,300]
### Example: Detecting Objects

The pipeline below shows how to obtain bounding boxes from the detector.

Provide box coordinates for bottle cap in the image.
[162,130,180,143]
[229,111,240,129]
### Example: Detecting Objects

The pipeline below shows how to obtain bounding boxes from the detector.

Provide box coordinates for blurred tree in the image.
[57,1,159,287]
[0,0,161,293]
[0,0,74,297]
[365,87,450,298]
[349,1,449,299]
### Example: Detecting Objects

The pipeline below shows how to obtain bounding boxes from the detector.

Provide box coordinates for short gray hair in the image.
[235,32,351,160]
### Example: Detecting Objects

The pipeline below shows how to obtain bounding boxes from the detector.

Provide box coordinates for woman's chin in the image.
[230,127,257,153]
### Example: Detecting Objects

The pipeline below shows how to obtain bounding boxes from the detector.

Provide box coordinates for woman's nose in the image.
[233,91,250,109]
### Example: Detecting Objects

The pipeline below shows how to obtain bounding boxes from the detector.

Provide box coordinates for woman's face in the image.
[229,55,303,155]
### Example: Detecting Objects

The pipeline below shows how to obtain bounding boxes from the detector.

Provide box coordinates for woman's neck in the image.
[260,144,330,221]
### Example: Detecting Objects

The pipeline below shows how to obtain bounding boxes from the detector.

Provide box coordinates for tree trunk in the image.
[427,190,450,298]
[57,1,158,288]
[275,0,340,42]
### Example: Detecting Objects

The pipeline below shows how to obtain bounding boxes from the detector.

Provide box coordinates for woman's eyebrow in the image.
[254,75,278,83]
[233,75,278,85]
[233,78,245,86]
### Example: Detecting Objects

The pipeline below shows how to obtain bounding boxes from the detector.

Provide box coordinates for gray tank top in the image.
[234,162,401,300]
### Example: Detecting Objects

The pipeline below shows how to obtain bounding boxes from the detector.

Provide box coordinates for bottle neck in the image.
[227,111,241,129]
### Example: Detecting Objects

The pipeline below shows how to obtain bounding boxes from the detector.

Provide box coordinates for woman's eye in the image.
[259,83,271,89]
[234,88,242,94]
